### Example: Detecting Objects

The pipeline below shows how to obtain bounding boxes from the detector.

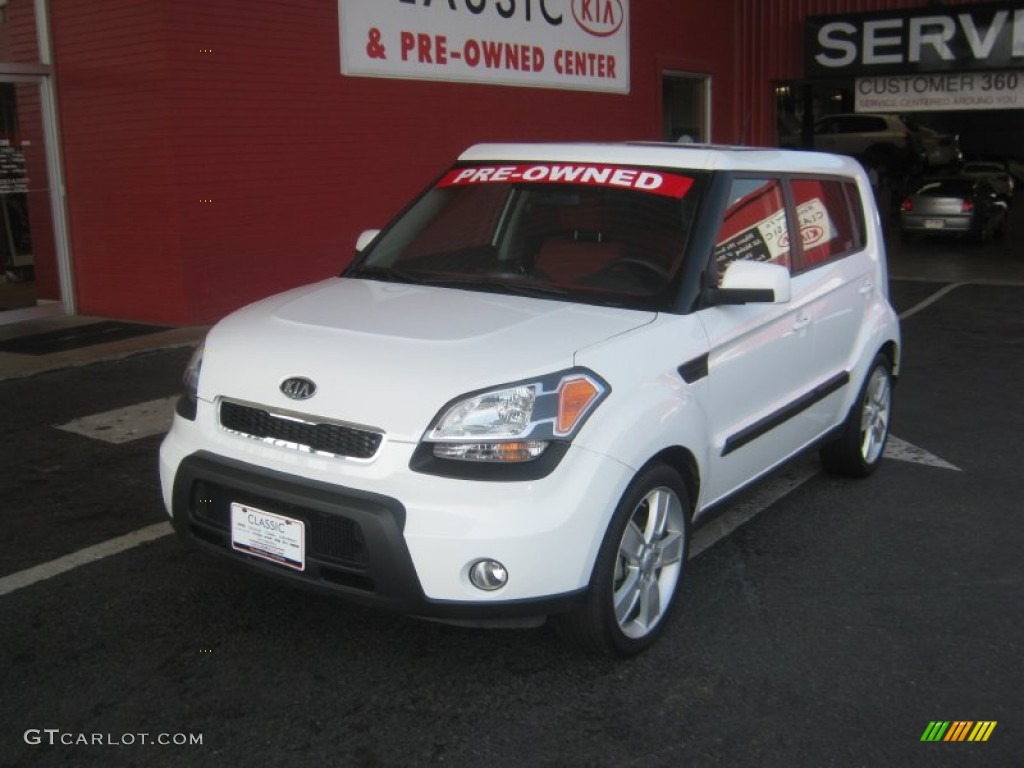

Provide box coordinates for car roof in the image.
[914,176,980,191]
[458,142,866,177]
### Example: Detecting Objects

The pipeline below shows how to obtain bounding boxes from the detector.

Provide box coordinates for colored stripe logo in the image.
[921,721,997,742]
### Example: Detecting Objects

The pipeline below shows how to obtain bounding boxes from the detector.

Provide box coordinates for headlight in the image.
[175,342,206,421]
[423,370,608,463]
[183,343,205,401]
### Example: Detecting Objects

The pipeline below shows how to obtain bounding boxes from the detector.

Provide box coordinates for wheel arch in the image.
[879,338,900,380]
[637,446,701,521]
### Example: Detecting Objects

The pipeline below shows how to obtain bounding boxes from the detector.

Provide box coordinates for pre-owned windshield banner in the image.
[438,165,694,198]
[339,0,630,94]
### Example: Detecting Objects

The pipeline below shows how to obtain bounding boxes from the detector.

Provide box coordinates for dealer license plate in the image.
[231,503,305,571]
[924,218,945,229]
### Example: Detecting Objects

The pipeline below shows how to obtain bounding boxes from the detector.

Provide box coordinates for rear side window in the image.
[861,116,887,132]
[712,177,791,283]
[790,178,864,271]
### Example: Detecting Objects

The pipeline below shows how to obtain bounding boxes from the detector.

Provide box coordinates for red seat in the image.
[534,198,623,281]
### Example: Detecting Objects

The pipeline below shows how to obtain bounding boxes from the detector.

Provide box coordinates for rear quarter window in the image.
[790,178,864,271]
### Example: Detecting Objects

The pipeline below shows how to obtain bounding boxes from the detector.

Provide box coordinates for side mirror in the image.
[355,229,381,252]
[710,260,791,305]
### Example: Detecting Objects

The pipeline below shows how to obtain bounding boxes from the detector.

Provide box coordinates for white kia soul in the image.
[159,142,901,655]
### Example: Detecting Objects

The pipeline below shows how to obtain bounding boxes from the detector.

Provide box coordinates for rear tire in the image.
[553,464,690,656]
[820,354,893,478]
[972,216,991,245]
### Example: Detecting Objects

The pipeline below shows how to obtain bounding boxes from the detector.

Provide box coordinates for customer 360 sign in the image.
[339,0,630,94]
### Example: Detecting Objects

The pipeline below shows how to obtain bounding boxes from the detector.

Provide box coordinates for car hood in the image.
[199,278,655,442]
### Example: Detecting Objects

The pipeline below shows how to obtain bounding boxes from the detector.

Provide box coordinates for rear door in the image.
[788,176,873,430]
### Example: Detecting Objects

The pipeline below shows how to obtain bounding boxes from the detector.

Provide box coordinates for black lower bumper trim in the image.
[171,451,585,619]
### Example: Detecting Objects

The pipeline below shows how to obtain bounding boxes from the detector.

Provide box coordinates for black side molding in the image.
[723,371,850,457]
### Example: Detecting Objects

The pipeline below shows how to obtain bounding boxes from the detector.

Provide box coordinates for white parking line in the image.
[898,282,965,320]
[0,522,172,597]
[884,435,961,471]
[1,427,959,598]
[5,283,969,598]
[691,454,819,558]
[55,396,178,444]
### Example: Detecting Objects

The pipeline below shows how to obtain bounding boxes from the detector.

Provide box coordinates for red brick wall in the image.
[51,1,739,324]
[50,1,185,322]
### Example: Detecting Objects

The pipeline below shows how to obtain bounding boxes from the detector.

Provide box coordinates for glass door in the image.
[0,74,68,320]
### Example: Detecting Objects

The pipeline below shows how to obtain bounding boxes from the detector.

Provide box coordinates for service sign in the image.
[806,2,1024,78]
[339,0,630,94]
[856,70,1024,112]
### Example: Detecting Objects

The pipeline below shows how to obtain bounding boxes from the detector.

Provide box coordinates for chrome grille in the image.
[219,399,383,460]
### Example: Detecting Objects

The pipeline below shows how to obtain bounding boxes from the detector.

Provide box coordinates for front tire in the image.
[820,354,893,477]
[553,464,690,656]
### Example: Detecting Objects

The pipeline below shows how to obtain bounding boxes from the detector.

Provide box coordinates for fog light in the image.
[469,559,508,591]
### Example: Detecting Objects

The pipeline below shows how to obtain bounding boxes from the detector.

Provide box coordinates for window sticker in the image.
[715,206,789,266]
[714,197,839,269]
[795,198,836,250]
[438,165,694,199]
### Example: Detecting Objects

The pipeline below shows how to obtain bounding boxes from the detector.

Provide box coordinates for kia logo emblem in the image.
[280,377,316,400]
[572,0,625,38]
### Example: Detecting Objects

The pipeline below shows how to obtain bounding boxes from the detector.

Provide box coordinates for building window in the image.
[663,73,709,143]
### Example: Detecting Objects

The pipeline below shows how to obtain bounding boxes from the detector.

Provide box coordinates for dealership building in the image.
[0,0,1020,326]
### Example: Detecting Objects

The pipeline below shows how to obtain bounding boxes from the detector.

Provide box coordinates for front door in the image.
[698,176,820,506]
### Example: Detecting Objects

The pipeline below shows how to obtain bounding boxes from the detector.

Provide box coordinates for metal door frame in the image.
[0,0,74,322]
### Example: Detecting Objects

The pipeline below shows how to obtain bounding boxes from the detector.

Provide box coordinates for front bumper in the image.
[159,404,633,618]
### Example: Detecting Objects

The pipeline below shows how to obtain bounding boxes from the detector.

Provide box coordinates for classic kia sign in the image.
[339,0,630,93]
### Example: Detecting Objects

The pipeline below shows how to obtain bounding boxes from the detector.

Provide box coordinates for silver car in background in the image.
[900,177,1008,243]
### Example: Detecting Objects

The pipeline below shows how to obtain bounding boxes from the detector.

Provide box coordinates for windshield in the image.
[346,163,707,310]
[916,179,974,197]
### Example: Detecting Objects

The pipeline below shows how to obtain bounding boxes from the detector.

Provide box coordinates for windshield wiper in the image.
[412,274,569,299]
[345,265,426,285]
[487,281,569,299]
[348,266,569,300]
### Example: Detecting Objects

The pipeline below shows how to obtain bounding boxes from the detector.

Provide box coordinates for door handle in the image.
[859,280,874,296]
[792,313,812,331]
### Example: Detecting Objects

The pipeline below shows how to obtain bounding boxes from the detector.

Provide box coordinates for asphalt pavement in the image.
[0,206,1022,767]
